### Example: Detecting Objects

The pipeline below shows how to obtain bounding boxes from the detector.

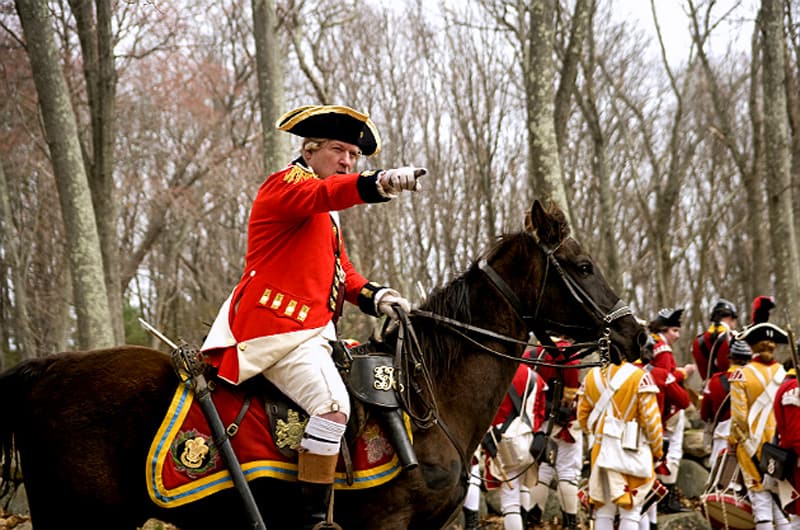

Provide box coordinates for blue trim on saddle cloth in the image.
[146,381,405,508]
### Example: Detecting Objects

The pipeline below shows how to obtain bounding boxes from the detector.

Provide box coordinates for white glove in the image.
[377,167,427,197]
[375,288,411,319]
[682,363,697,378]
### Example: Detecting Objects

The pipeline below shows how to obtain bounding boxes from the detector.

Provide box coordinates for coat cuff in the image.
[357,170,390,203]
[357,282,385,316]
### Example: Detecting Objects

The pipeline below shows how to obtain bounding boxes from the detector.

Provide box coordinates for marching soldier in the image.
[481,365,547,530]
[729,322,791,530]
[692,298,738,381]
[648,308,695,514]
[774,359,800,527]
[701,339,752,464]
[635,334,691,525]
[578,354,663,530]
[526,336,583,530]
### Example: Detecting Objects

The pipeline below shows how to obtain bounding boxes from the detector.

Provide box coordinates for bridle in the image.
[414,233,633,364]
[394,231,637,485]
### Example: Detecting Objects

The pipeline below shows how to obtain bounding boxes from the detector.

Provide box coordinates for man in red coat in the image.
[526,337,583,530]
[647,308,695,515]
[635,334,691,521]
[774,364,800,519]
[701,339,752,464]
[692,299,738,381]
[200,104,426,528]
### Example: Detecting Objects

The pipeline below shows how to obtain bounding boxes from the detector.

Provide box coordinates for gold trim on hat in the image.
[275,104,382,156]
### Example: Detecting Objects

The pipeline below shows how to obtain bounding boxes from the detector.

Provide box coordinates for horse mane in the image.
[416,230,537,378]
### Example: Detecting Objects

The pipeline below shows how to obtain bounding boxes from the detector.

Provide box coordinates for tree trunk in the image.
[525,0,571,223]
[0,160,35,365]
[15,0,114,349]
[746,25,770,299]
[252,0,288,174]
[760,0,800,324]
[68,0,125,342]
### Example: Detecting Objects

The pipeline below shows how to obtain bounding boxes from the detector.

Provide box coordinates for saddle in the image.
[145,338,417,508]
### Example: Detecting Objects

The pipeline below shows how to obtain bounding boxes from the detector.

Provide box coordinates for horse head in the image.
[485,199,646,363]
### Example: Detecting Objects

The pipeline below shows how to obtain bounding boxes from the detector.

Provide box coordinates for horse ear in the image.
[527,200,563,246]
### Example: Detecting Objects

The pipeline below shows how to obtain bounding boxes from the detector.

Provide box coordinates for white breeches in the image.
[595,501,641,530]
[261,323,350,420]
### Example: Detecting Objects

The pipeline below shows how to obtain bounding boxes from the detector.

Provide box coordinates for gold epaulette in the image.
[283,164,317,184]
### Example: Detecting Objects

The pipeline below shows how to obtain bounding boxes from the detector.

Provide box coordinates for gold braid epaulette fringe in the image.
[283,165,317,184]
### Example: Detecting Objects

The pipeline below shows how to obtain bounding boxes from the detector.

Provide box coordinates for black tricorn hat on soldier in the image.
[736,322,789,346]
[710,298,738,321]
[653,307,684,328]
[276,104,382,157]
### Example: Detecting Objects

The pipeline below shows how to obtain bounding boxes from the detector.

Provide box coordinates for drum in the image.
[701,448,754,530]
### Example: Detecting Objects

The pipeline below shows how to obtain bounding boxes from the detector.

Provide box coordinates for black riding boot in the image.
[561,511,578,530]
[526,504,543,527]
[300,483,332,530]
[660,484,689,513]
[462,507,480,530]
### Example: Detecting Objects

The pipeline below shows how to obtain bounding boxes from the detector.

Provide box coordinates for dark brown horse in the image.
[0,200,645,529]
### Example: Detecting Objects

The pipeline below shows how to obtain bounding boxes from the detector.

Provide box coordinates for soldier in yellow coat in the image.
[578,358,663,530]
[728,322,791,530]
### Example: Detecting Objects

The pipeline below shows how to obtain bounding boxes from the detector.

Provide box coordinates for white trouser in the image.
[639,502,657,530]
[536,424,582,514]
[710,419,731,464]
[595,500,641,530]
[464,463,481,511]
[499,474,525,530]
[262,322,350,419]
[750,489,791,530]
[659,410,686,484]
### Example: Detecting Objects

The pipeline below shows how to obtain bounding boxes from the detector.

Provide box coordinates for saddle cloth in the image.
[146,380,408,508]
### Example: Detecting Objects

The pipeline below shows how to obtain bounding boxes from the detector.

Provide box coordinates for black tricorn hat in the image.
[654,307,684,328]
[276,105,381,156]
[736,322,789,346]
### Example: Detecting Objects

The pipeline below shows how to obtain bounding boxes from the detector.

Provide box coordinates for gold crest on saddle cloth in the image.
[275,409,308,451]
[171,429,219,478]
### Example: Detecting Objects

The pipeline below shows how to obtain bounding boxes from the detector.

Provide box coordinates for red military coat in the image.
[774,371,800,515]
[635,360,690,424]
[651,333,687,384]
[532,340,580,440]
[492,366,547,430]
[692,323,733,380]
[700,367,735,423]
[201,160,389,383]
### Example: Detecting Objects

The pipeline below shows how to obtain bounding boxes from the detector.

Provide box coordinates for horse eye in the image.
[578,262,593,276]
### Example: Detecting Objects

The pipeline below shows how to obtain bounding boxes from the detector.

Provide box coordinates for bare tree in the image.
[252,0,288,172]
[14,0,113,349]
[759,0,800,323]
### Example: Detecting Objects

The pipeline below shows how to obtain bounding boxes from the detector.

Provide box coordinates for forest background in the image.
[1,0,799,368]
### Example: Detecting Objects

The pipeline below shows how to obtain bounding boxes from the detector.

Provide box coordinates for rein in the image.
[392,232,636,488]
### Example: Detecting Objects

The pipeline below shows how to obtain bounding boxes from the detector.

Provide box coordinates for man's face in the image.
[663,326,681,345]
[305,140,361,178]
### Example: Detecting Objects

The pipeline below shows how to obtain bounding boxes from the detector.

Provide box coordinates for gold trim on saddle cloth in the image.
[146,382,409,508]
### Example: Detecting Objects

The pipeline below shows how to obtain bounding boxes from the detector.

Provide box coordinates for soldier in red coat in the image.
[774,365,800,519]
[692,299,738,381]
[200,104,426,528]
[635,334,691,523]
[700,339,752,464]
[647,308,695,516]
[526,337,583,530]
